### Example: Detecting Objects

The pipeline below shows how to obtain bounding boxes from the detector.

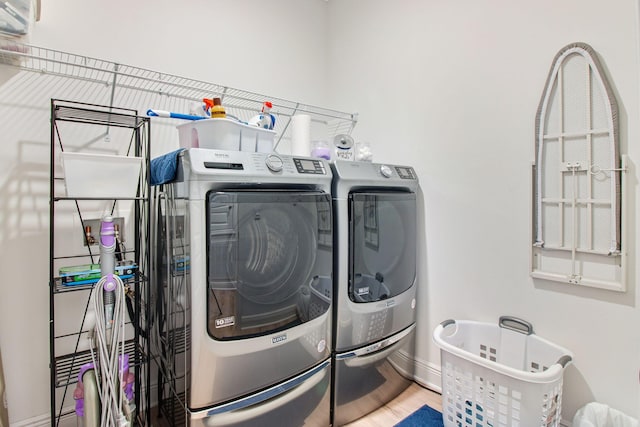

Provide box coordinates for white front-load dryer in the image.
[330,160,419,426]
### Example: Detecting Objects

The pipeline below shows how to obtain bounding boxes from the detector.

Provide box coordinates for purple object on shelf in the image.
[119,354,134,401]
[311,147,331,160]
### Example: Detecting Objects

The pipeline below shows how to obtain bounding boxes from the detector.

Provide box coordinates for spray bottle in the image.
[249,101,276,129]
[189,99,211,118]
[258,101,275,129]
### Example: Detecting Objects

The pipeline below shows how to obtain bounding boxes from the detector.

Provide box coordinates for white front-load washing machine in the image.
[153,148,334,426]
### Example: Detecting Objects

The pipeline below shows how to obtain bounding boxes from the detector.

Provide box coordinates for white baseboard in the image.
[16,360,572,426]
[12,412,70,427]
[14,382,159,427]
[413,355,442,394]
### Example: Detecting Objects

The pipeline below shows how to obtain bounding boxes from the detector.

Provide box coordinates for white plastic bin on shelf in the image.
[433,316,573,427]
[177,118,275,153]
[61,152,142,198]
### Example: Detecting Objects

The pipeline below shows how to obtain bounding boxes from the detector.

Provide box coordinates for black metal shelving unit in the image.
[49,99,151,426]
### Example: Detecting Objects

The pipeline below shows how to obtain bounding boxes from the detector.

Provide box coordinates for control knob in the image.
[380,165,393,178]
[265,154,284,172]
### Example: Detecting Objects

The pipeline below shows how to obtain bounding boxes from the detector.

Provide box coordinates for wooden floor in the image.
[150,382,442,426]
[344,382,442,427]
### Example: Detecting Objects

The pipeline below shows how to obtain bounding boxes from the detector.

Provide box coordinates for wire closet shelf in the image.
[0,40,358,146]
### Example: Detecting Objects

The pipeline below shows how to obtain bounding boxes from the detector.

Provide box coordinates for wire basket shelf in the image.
[0,39,358,146]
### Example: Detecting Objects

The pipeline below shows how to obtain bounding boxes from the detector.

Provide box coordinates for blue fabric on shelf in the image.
[394,405,444,427]
[150,148,185,186]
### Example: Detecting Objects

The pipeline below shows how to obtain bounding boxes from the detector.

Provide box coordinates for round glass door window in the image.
[233,204,316,303]
[349,192,416,303]
[206,190,332,339]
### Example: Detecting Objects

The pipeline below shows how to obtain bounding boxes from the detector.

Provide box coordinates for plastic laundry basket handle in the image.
[557,355,572,367]
[440,319,455,328]
[499,316,534,335]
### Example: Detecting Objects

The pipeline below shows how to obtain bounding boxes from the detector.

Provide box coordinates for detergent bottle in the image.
[210,97,226,119]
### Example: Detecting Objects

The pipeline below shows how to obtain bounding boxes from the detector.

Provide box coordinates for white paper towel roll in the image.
[291,114,311,156]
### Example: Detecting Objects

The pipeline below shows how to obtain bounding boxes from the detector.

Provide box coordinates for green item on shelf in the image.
[59,261,137,285]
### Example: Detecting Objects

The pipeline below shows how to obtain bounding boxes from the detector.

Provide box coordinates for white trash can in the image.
[573,402,639,427]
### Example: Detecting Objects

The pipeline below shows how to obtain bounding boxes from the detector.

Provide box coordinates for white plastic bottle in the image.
[250,101,276,129]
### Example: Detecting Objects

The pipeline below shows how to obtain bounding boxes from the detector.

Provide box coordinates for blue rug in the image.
[394,404,444,427]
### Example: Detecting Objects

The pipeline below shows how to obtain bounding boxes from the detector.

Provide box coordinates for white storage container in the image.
[433,316,573,427]
[61,152,142,198]
[177,118,275,153]
[573,402,639,427]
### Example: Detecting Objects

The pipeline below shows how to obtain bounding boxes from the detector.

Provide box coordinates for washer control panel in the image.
[394,166,416,180]
[187,149,331,181]
[293,158,327,175]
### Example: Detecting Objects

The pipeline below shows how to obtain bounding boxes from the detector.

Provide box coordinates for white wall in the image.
[34,0,329,105]
[327,0,640,421]
[0,1,329,424]
[2,0,639,425]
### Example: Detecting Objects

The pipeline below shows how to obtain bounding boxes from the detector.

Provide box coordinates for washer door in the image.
[349,191,416,303]
[207,190,332,340]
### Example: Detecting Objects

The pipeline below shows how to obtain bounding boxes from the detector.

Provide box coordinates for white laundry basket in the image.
[433,317,573,427]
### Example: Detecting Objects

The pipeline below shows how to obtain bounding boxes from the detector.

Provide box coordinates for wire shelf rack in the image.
[0,39,358,147]
[53,338,143,388]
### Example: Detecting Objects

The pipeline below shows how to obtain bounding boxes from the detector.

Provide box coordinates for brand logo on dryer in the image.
[214,152,230,158]
[215,316,235,328]
[272,334,287,344]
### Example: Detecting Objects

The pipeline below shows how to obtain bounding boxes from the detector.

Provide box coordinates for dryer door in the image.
[349,191,416,303]
[207,190,333,340]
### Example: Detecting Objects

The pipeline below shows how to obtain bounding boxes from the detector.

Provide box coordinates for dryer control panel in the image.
[182,148,332,187]
[293,158,327,175]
